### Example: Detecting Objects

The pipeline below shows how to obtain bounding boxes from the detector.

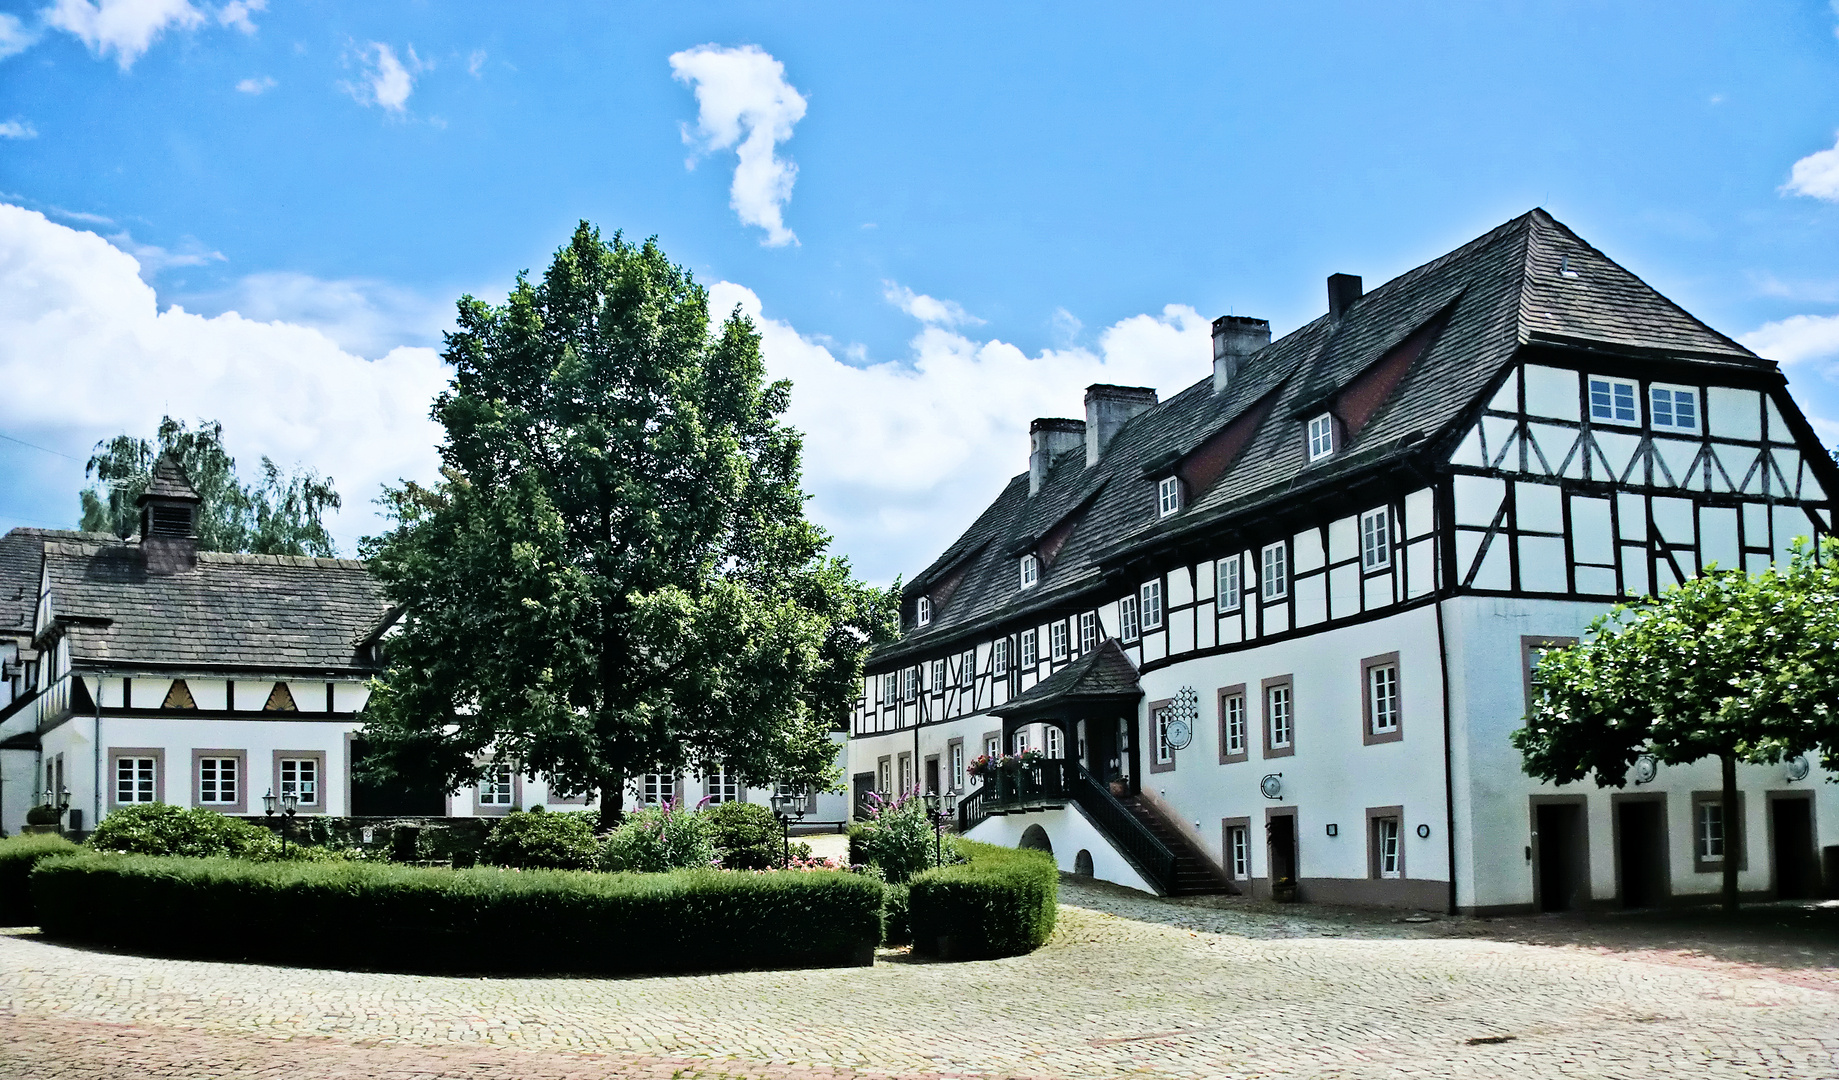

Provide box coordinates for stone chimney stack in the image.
[1084,384,1159,467]
[138,454,201,574]
[1211,315,1270,394]
[1029,418,1086,496]
[1327,273,1363,319]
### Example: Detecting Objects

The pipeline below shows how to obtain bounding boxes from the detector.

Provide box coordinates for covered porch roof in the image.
[992,638,1142,733]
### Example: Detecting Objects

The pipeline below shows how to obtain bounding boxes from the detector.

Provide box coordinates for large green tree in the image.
[79,416,342,557]
[359,224,896,826]
[1513,545,1839,910]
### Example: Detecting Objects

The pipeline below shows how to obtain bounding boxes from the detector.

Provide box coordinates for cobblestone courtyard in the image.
[3,880,1837,1079]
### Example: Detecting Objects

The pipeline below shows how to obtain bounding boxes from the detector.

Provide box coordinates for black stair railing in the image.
[957,784,987,833]
[1065,766,1178,895]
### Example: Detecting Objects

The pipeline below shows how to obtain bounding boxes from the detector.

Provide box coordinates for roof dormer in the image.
[138,455,201,574]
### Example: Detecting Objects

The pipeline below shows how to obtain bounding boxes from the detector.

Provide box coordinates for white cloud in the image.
[711,282,1214,582]
[107,230,223,273]
[0,13,39,60]
[343,42,425,114]
[0,203,447,551]
[196,270,454,358]
[42,0,204,70]
[214,0,262,33]
[0,120,37,139]
[669,44,807,247]
[234,74,275,94]
[466,49,486,78]
[1740,313,1839,366]
[882,281,982,328]
[1784,132,1839,202]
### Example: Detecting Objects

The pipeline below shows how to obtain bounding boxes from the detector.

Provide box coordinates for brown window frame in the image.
[1261,675,1295,759]
[1147,697,1175,773]
[1521,636,1579,710]
[1361,653,1403,745]
[473,759,520,816]
[108,747,164,809]
[1217,684,1248,764]
[1691,790,1748,874]
[1366,805,1405,879]
[946,737,965,793]
[271,750,327,814]
[1221,816,1252,881]
[191,748,248,813]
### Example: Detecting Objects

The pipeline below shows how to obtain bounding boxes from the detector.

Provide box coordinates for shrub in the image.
[30,854,883,975]
[849,793,952,884]
[86,804,281,860]
[598,804,715,872]
[880,882,911,946]
[478,808,600,870]
[908,840,1058,959]
[0,833,79,925]
[702,801,810,870]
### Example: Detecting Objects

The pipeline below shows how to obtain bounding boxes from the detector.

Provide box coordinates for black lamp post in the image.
[262,788,299,856]
[769,789,807,868]
[922,791,958,866]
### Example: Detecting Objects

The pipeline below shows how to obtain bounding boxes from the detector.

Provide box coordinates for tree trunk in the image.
[1721,752,1740,913]
[597,772,625,831]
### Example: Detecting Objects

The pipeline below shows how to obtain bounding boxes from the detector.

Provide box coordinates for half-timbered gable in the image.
[852,209,1838,913]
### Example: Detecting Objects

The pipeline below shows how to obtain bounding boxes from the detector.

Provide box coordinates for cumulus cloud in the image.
[0,13,38,60]
[195,270,455,357]
[107,230,223,273]
[1741,312,1839,367]
[0,120,36,139]
[0,203,447,550]
[883,282,982,328]
[343,42,425,114]
[670,44,807,247]
[1784,133,1839,202]
[711,282,1214,582]
[215,0,262,33]
[235,75,275,94]
[43,0,205,69]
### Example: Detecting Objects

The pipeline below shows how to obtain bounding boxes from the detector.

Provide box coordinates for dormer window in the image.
[916,596,932,626]
[1157,476,1182,517]
[1307,413,1335,461]
[1019,553,1039,589]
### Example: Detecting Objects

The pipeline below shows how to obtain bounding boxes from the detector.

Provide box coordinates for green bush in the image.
[880,882,911,946]
[0,833,79,925]
[86,804,281,860]
[598,804,715,872]
[478,808,600,870]
[849,793,953,883]
[908,840,1058,959]
[701,801,810,870]
[31,853,884,975]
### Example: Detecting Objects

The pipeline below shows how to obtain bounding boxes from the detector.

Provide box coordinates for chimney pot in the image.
[1210,315,1270,394]
[1327,273,1363,319]
[1084,384,1158,467]
[1028,418,1086,495]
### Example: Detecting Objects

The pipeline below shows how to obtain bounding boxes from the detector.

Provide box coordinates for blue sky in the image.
[3,1,1839,582]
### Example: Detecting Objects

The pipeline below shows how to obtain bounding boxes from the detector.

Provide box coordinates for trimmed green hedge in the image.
[31,854,884,974]
[908,840,1058,959]
[0,833,79,925]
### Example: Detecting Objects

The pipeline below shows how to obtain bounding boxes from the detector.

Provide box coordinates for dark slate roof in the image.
[993,639,1142,718]
[141,455,201,503]
[0,528,120,636]
[877,209,1766,665]
[40,540,388,673]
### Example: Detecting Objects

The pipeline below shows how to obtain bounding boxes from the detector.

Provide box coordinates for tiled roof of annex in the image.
[873,209,1765,667]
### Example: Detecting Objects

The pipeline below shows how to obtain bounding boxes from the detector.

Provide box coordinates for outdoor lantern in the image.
[923,791,941,814]
[262,789,277,815]
[282,791,300,815]
[770,790,798,817]
[943,791,958,816]
[57,787,70,811]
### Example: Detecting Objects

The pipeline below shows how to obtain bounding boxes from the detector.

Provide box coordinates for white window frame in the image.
[903,666,918,701]
[915,595,932,626]
[1308,413,1335,461]
[1267,684,1293,750]
[1020,628,1038,667]
[1649,382,1700,434]
[1377,817,1401,878]
[1046,726,1063,759]
[1369,663,1400,735]
[1078,611,1097,653]
[1157,476,1182,517]
[984,736,1001,760]
[1217,555,1242,612]
[882,673,898,707]
[1019,553,1039,589]
[640,772,674,807]
[479,761,515,806]
[931,658,945,689]
[197,756,239,806]
[961,649,976,684]
[1695,801,1724,861]
[950,743,965,792]
[1588,375,1639,426]
[1050,620,1069,660]
[1227,824,1250,878]
[877,758,892,794]
[992,638,1009,677]
[115,755,158,804]
[704,764,741,804]
[1013,730,1029,755]
[1154,707,1174,765]
[1360,507,1391,571]
[1261,542,1289,601]
[1140,580,1163,630]
[1223,692,1246,757]
[1119,594,1141,642]
[278,757,319,807]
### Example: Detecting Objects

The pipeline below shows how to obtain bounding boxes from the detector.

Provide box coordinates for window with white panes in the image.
[479,762,514,805]
[1217,555,1241,612]
[1157,476,1181,517]
[1308,413,1335,460]
[1226,824,1250,878]
[1013,730,1029,755]
[950,743,965,791]
[1046,726,1063,759]
[640,773,674,807]
[198,757,239,805]
[1261,542,1288,600]
[1140,580,1163,630]
[1588,376,1638,425]
[1221,692,1246,757]
[1368,663,1400,736]
[961,649,976,684]
[1695,800,1725,862]
[1020,553,1039,589]
[916,595,932,626]
[1266,684,1293,750]
[1078,611,1098,653]
[1050,621,1068,660]
[992,638,1009,676]
[882,673,898,707]
[1154,707,1174,765]
[877,758,892,794]
[1374,817,1401,878]
[903,666,918,701]
[116,756,157,804]
[278,757,318,806]
[705,765,740,804]
[1650,383,1699,433]
[931,658,945,689]
[897,755,912,795]
[1020,628,1038,666]
[1360,507,1391,570]
[1119,594,1141,641]
[984,736,1001,760]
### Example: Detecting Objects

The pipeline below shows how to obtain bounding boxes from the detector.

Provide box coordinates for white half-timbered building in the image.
[0,458,845,835]
[850,209,1836,912]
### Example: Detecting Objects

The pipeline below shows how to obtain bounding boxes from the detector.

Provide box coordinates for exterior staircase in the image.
[1118,795,1234,896]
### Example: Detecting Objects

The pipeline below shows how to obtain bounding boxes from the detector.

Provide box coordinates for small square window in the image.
[1119,595,1141,641]
[1078,612,1098,653]
[115,756,157,804]
[1019,553,1039,589]
[479,762,515,805]
[198,757,239,805]
[278,757,318,806]
[1020,628,1039,666]
[704,765,740,804]
[1050,621,1068,660]
[916,596,932,626]
[1157,476,1182,517]
[1217,555,1242,612]
[1308,413,1335,461]
[1360,507,1391,571]
[1650,384,1700,433]
[1588,376,1639,425]
[1140,581,1163,630]
[1262,542,1289,600]
[640,773,674,807]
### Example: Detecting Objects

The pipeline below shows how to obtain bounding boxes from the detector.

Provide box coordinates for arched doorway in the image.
[1019,824,1053,855]
[1074,849,1094,877]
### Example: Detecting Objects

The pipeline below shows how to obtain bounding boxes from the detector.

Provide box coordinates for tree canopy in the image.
[79,416,342,557]
[358,223,897,825]
[1512,543,1839,908]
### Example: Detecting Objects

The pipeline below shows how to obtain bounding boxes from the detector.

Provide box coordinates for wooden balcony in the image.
[974,759,1073,814]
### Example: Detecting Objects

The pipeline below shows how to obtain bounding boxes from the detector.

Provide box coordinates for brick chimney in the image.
[1084,384,1158,466]
[1327,273,1363,319]
[1029,418,1086,495]
[1211,315,1270,394]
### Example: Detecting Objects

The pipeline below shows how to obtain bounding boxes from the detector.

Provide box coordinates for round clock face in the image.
[1166,718,1193,750]
[1632,755,1658,785]
[1786,755,1811,783]
[1260,774,1283,800]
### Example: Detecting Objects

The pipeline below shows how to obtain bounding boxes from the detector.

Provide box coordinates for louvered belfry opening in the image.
[137,454,203,574]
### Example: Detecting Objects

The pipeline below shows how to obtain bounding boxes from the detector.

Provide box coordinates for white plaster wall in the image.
[968,803,1157,895]
[0,747,37,836]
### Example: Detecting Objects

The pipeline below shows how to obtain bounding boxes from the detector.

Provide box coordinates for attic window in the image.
[1157,476,1182,517]
[148,504,192,537]
[1588,377,1638,426]
[916,596,932,626]
[1019,554,1039,589]
[1307,414,1335,461]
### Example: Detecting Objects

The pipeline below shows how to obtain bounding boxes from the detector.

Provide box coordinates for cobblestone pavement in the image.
[3,880,1837,1079]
